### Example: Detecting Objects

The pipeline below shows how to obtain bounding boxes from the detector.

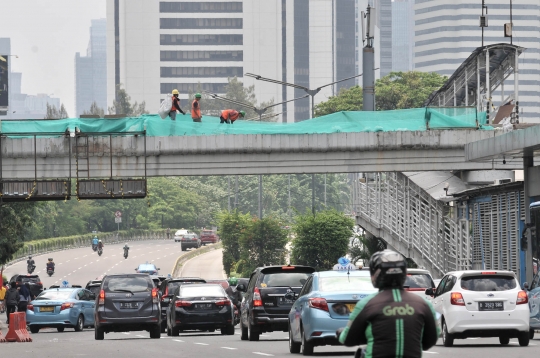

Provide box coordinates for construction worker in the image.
[220,109,245,124]
[191,93,203,122]
[169,89,185,120]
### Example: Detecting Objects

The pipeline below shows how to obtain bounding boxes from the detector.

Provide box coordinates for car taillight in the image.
[215,299,231,307]
[152,288,159,303]
[517,290,529,305]
[99,289,105,305]
[37,282,43,286]
[450,292,465,306]
[27,304,34,311]
[60,302,74,311]
[308,298,329,312]
[253,287,262,307]
[175,300,192,308]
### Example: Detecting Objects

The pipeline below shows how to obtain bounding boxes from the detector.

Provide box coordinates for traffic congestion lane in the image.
[179,248,226,279]
[3,239,186,288]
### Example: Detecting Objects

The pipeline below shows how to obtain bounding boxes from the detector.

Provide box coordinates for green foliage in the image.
[0,202,35,264]
[291,209,354,271]
[82,101,105,118]
[44,103,69,119]
[348,233,387,265]
[108,84,148,117]
[313,71,447,117]
[218,210,251,275]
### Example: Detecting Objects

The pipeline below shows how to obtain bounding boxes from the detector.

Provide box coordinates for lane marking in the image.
[136,334,146,338]
[423,352,439,354]
[173,339,184,342]
[194,343,209,346]
[221,347,237,350]
[253,353,274,357]
[122,332,130,335]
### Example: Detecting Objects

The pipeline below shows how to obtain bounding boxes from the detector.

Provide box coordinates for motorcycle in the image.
[98,247,103,256]
[92,244,97,252]
[123,250,129,259]
[27,264,36,274]
[47,268,54,277]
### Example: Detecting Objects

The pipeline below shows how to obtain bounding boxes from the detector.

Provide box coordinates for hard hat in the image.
[368,250,407,289]
[239,110,246,117]
[172,89,179,95]
[195,93,202,98]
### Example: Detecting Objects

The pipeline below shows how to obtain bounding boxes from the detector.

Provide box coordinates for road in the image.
[2,242,540,357]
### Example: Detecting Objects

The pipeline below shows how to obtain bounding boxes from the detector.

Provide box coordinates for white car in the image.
[428,270,530,347]
[404,268,436,300]
[174,229,195,242]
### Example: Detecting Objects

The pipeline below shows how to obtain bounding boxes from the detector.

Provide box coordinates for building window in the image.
[160,51,243,61]
[160,18,243,29]
[160,2,242,13]
[160,34,243,46]
[161,66,243,78]
[161,83,228,94]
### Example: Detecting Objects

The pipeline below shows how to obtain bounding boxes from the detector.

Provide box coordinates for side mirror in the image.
[284,292,297,301]
[425,288,434,296]
[523,282,530,291]
[236,284,246,292]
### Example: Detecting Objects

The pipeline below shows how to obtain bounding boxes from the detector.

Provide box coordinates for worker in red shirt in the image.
[220,109,245,124]
[169,89,185,120]
[191,93,203,122]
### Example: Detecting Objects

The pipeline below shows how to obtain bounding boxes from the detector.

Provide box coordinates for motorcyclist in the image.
[46,258,55,272]
[337,250,439,358]
[225,277,242,307]
[123,243,130,256]
[27,256,36,272]
[92,235,99,250]
[97,240,104,250]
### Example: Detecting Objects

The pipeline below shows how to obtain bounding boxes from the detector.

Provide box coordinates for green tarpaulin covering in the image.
[0,107,490,137]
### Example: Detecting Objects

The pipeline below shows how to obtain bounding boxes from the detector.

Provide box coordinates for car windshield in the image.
[35,290,73,300]
[181,285,225,298]
[405,273,434,288]
[319,276,374,292]
[260,273,311,288]
[460,275,517,291]
[105,277,152,293]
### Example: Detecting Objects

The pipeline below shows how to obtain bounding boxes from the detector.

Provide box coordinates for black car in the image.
[94,274,161,340]
[85,281,102,297]
[237,265,315,341]
[166,283,234,336]
[158,277,206,332]
[180,234,201,251]
[10,274,43,298]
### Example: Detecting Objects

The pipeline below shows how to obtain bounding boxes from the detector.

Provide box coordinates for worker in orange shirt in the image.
[191,93,203,122]
[220,109,245,124]
[169,89,185,120]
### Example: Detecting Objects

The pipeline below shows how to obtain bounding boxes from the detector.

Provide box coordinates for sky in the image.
[0,0,107,116]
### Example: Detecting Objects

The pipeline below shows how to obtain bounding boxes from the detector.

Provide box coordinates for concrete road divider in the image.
[4,312,32,342]
[172,242,222,277]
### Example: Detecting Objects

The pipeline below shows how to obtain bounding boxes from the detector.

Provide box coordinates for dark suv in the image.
[158,277,206,332]
[10,274,43,298]
[237,265,315,341]
[94,274,161,340]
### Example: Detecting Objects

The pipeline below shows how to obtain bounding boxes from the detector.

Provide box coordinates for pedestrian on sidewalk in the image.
[5,282,19,325]
[220,109,245,124]
[191,93,203,122]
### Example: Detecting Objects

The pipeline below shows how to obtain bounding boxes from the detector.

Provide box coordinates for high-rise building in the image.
[75,19,107,117]
[391,0,413,72]
[106,0,357,122]
[378,0,392,77]
[414,0,540,122]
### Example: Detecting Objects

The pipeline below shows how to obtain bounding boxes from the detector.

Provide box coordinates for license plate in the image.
[195,303,213,310]
[120,302,138,309]
[39,306,54,312]
[279,297,293,305]
[479,301,504,311]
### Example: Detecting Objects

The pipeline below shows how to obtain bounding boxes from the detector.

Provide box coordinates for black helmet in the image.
[368,250,407,289]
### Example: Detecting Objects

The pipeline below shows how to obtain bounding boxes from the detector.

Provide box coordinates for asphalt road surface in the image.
[2,242,539,357]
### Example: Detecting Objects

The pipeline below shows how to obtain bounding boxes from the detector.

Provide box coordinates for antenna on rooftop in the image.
[480,0,488,46]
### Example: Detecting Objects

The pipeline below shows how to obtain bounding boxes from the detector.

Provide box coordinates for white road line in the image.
[221,347,237,350]
[194,343,209,346]
[122,332,130,335]
[136,335,146,338]
[253,353,274,357]
[423,352,439,354]
[173,339,184,342]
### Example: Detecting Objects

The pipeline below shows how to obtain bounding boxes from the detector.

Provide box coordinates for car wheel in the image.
[181,246,186,251]
[499,336,510,345]
[442,320,454,347]
[95,327,104,340]
[530,329,535,340]
[74,315,84,332]
[57,327,65,333]
[172,325,180,336]
[518,331,530,346]
[289,322,301,353]
[240,321,248,341]
[224,324,235,335]
[30,326,40,334]
[301,326,314,356]
[248,322,260,341]
[150,324,161,339]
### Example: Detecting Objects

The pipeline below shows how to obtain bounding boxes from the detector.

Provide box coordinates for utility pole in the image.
[324,174,327,206]
[227,177,231,211]
[258,175,263,219]
[288,174,291,219]
[234,175,238,209]
[312,174,315,215]
[362,5,376,111]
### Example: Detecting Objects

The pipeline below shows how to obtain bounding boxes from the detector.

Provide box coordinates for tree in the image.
[108,84,148,117]
[313,71,447,116]
[0,202,35,265]
[44,103,69,119]
[218,210,251,275]
[82,101,105,118]
[348,232,387,266]
[291,209,354,271]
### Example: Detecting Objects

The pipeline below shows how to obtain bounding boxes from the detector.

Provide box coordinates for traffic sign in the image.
[115,217,122,224]
[115,211,122,218]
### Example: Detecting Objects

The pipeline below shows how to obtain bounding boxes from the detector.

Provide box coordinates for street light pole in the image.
[245,72,364,119]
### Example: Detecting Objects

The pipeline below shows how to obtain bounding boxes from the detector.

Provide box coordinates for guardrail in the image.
[172,242,223,277]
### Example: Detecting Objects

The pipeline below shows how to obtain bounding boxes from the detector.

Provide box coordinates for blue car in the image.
[26,288,96,333]
[136,263,160,275]
[288,270,377,355]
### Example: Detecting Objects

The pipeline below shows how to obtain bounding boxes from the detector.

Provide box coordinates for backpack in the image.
[159,96,173,119]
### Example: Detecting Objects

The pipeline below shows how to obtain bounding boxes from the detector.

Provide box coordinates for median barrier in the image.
[172,242,223,277]
[4,312,32,342]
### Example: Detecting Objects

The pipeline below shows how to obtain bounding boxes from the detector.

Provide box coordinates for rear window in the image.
[105,276,152,293]
[201,231,214,236]
[35,290,72,300]
[181,285,225,297]
[319,276,374,292]
[405,273,434,289]
[259,273,311,288]
[20,276,40,283]
[460,275,517,291]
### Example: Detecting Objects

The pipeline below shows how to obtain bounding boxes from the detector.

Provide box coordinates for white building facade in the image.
[106,0,358,122]
[414,0,540,122]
